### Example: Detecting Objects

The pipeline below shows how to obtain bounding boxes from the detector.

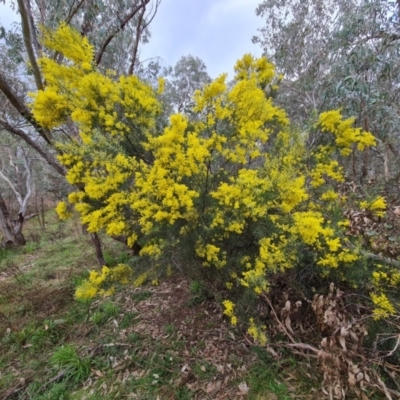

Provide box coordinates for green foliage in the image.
[174,387,192,400]
[255,0,400,187]
[161,54,212,116]
[247,347,292,399]
[119,311,139,329]
[189,280,210,304]
[21,241,40,254]
[4,322,56,350]
[103,249,130,266]
[0,248,19,269]
[31,382,69,400]
[90,301,120,325]
[51,344,91,383]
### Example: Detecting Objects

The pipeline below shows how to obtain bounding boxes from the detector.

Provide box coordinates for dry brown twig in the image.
[261,293,296,344]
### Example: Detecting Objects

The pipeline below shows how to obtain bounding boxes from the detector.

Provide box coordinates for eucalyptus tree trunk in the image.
[0,192,26,247]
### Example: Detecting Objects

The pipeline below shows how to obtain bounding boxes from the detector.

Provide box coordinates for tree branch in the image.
[95,0,151,66]
[0,191,11,221]
[127,0,160,74]
[65,0,85,25]
[361,251,400,269]
[128,6,146,75]
[17,0,43,91]
[0,70,52,144]
[26,0,42,56]
[0,118,65,176]
[388,142,400,160]
[0,147,31,213]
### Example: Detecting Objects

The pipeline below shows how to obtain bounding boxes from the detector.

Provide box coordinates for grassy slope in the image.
[0,213,324,399]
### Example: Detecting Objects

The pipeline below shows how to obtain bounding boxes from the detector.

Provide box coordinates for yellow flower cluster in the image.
[29,25,163,251]
[369,266,400,318]
[372,266,400,287]
[195,242,226,269]
[291,211,328,245]
[234,54,276,89]
[360,196,386,217]
[247,318,267,346]
[132,114,201,234]
[55,201,72,220]
[157,77,165,95]
[139,243,162,258]
[42,23,94,67]
[320,190,339,202]
[318,110,376,156]
[133,272,148,287]
[211,169,273,224]
[222,300,237,326]
[310,160,344,188]
[370,292,396,320]
[75,264,134,300]
[240,259,269,294]
[32,53,160,136]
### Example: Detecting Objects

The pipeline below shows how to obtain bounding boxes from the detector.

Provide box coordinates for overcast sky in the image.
[0,0,263,78]
[140,0,263,78]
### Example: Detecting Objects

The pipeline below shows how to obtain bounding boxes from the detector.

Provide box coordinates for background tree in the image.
[162,55,212,115]
[0,138,34,245]
[254,0,400,188]
[136,55,212,128]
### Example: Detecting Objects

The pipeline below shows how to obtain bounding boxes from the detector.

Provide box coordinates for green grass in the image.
[119,311,140,328]
[246,346,309,400]
[51,344,92,384]
[31,382,70,400]
[193,361,217,380]
[104,249,131,266]
[189,279,209,305]
[90,301,120,326]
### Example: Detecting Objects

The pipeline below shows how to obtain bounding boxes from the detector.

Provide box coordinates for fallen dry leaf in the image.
[205,380,222,396]
[348,372,356,386]
[237,381,249,395]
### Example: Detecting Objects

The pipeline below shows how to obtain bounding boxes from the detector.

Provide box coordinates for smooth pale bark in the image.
[0,149,32,246]
[0,192,26,246]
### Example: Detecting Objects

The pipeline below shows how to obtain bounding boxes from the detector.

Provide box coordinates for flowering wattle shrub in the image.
[30,25,398,342]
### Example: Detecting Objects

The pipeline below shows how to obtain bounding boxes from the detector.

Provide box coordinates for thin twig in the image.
[38,370,67,392]
[261,294,296,344]
[95,0,151,66]
[1,379,31,400]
